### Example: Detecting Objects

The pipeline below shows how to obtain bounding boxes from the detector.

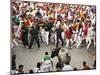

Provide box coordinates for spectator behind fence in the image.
[29,69,34,73]
[33,62,41,73]
[82,61,90,70]
[62,62,73,71]
[16,65,24,74]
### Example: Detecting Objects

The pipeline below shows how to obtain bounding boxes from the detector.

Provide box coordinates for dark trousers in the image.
[56,35,64,48]
[22,35,28,47]
[29,36,40,49]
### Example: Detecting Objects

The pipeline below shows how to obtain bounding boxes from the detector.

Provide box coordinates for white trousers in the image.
[74,36,82,48]
[54,32,64,45]
[50,33,55,43]
[11,39,18,49]
[61,32,65,40]
[45,31,49,45]
[55,33,57,44]
[66,38,73,48]
[13,39,18,46]
[74,33,78,42]
[87,36,94,49]
[40,29,45,42]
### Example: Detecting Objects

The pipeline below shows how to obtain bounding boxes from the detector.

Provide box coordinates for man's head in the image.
[83,61,86,66]
[37,62,41,68]
[19,65,24,71]
[45,52,48,55]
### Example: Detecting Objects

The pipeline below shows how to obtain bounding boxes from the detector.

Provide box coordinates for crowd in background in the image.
[11,0,96,74]
[11,1,96,49]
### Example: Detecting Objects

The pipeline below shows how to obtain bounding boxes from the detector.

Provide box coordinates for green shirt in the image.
[43,55,50,61]
[55,28,63,36]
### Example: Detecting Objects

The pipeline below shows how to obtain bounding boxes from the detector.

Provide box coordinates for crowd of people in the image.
[11,1,96,49]
[11,0,96,74]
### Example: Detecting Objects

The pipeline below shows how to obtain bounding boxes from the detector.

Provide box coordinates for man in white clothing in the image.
[40,60,53,72]
[62,62,73,71]
[87,22,95,49]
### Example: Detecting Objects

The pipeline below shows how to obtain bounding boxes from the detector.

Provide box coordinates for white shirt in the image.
[43,14,48,21]
[87,27,95,37]
[40,60,52,72]
[33,68,41,73]
[91,16,96,25]
[63,23,69,29]
[62,64,73,71]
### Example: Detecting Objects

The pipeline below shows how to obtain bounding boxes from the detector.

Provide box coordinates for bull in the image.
[51,47,71,65]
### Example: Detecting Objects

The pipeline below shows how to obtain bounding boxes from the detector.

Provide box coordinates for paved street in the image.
[12,42,95,73]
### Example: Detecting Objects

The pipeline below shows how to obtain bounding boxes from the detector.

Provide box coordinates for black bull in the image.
[51,47,71,65]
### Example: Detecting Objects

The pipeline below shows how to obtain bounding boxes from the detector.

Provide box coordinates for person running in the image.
[21,24,29,48]
[86,21,95,49]
[65,27,73,49]
[55,25,64,48]
[28,22,40,49]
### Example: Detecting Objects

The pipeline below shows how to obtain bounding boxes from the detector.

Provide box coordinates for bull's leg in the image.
[58,56,61,63]
[93,36,96,48]
[65,53,71,65]
[58,56,64,69]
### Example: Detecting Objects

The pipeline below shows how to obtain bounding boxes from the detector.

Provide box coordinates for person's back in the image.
[55,27,63,37]
[35,9,42,18]
[43,52,51,61]
[65,30,72,40]
[83,65,90,70]
[57,14,62,21]
[44,22,53,31]
[41,52,53,72]
[40,60,52,72]
[21,25,29,35]
[44,55,50,61]
[31,25,39,36]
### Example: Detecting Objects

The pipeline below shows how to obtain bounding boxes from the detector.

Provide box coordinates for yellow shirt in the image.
[80,10,84,17]
[11,32,16,40]
[76,23,79,30]
[30,9,37,17]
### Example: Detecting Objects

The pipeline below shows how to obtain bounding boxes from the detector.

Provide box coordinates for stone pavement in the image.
[12,42,96,73]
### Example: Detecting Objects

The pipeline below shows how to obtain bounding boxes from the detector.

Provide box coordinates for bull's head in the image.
[51,47,61,58]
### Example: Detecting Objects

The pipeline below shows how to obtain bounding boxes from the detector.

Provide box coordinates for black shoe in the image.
[28,47,31,49]
[38,46,40,48]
